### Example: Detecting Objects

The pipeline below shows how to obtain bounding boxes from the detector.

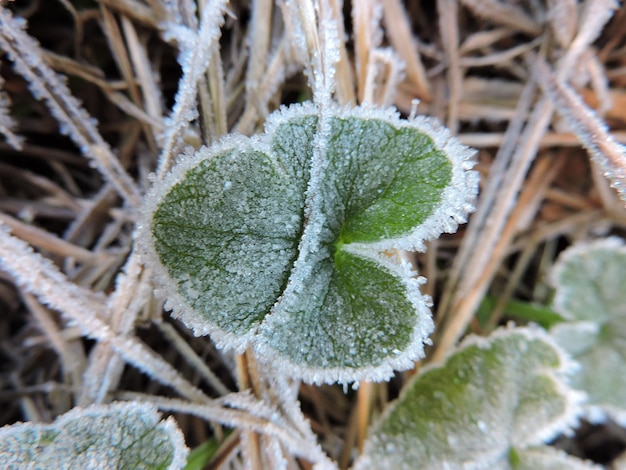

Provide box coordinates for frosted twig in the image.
[234,351,263,469]
[154,0,198,29]
[156,0,228,178]
[349,0,405,107]
[535,57,626,203]
[106,90,165,130]
[288,0,322,84]
[508,211,608,254]
[0,8,141,209]
[100,5,143,115]
[63,184,117,244]
[206,42,228,140]
[261,435,289,470]
[0,225,211,404]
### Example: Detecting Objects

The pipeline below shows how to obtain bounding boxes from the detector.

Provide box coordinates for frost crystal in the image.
[140,102,478,384]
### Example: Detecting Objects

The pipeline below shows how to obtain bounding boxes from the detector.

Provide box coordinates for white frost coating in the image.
[0,402,189,470]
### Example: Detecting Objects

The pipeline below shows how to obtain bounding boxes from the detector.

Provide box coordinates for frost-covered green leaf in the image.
[550,238,626,425]
[0,402,188,469]
[355,327,593,470]
[140,102,478,384]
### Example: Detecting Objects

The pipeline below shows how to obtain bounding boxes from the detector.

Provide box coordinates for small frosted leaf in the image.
[550,238,626,425]
[0,402,188,469]
[355,327,584,469]
[140,102,478,383]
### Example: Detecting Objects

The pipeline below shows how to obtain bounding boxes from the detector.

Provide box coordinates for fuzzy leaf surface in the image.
[142,103,478,383]
[0,402,188,469]
[355,328,586,469]
[550,238,626,424]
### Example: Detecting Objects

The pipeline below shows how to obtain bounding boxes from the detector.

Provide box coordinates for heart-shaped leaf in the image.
[355,327,593,469]
[0,402,188,469]
[549,238,626,425]
[140,103,478,384]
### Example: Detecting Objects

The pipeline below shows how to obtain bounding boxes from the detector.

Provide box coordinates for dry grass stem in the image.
[0,9,142,208]
[382,0,430,101]
[98,0,160,28]
[437,0,461,133]
[328,0,355,105]
[535,56,626,202]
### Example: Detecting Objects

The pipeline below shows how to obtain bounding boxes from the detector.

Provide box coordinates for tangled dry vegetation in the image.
[1,0,626,468]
